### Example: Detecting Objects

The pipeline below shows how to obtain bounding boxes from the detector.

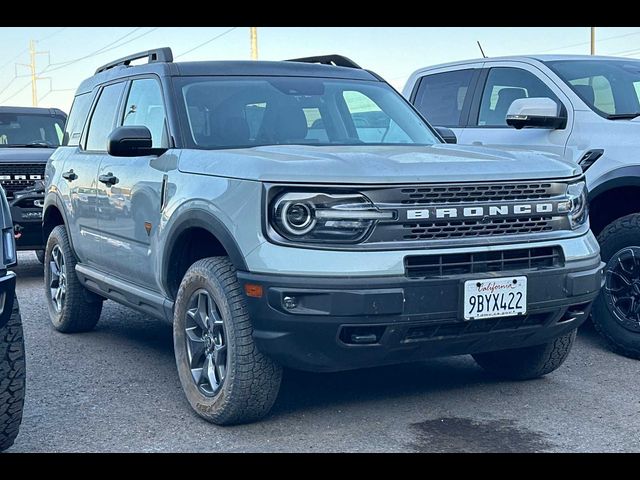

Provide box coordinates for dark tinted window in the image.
[64,93,92,146]
[85,82,126,151]
[0,112,65,147]
[121,78,167,148]
[477,68,559,126]
[412,69,475,127]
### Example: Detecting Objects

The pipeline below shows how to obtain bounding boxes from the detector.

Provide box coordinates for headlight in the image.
[2,227,16,267]
[558,180,588,229]
[270,192,394,244]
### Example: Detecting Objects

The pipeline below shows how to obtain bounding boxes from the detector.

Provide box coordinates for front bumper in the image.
[238,254,604,372]
[10,193,44,250]
[0,272,16,328]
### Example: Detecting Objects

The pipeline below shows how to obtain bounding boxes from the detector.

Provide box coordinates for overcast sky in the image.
[1,26,640,112]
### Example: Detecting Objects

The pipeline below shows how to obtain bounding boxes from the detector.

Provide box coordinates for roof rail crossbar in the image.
[95,47,173,75]
[286,54,361,69]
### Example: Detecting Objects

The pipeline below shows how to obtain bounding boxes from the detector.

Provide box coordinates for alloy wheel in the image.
[49,244,66,313]
[604,246,640,333]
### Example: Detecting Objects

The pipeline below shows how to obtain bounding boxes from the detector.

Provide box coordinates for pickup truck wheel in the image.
[35,250,45,264]
[44,225,102,333]
[592,214,640,359]
[173,257,282,425]
[472,329,576,380]
[0,297,25,451]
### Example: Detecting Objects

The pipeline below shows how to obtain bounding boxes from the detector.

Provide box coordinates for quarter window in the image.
[412,69,475,127]
[121,78,167,148]
[477,68,560,127]
[64,93,92,146]
[85,82,126,151]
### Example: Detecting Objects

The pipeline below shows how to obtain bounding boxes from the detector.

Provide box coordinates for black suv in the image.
[0,185,23,451]
[0,106,66,262]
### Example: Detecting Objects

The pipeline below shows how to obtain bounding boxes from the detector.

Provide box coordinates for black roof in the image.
[0,106,67,117]
[76,59,380,94]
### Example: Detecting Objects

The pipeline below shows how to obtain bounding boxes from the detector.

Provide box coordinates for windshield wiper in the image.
[605,112,640,120]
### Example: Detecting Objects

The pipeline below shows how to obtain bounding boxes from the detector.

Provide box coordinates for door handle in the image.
[98,173,119,186]
[62,170,77,181]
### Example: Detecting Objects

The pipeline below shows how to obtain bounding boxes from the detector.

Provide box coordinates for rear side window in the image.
[412,69,475,127]
[85,82,126,151]
[64,93,92,146]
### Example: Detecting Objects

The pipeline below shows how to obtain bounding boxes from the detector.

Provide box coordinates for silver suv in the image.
[43,48,603,425]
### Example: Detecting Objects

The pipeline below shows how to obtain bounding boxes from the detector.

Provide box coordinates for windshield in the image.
[547,59,640,118]
[176,76,439,149]
[0,112,65,147]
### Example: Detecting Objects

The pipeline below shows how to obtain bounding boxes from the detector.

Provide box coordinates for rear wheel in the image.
[173,257,282,425]
[592,214,640,359]
[472,330,576,380]
[0,297,25,451]
[44,225,103,333]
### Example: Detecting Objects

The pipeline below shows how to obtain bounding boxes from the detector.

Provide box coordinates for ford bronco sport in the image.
[43,48,603,425]
[0,185,23,451]
[0,106,66,263]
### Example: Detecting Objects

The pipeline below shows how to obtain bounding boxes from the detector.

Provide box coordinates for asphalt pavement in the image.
[7,251,640,452]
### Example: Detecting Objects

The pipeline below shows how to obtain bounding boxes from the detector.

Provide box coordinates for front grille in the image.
[401,216,554,241]
[397,183,555,205]
[404,313,547,341]
[0,163,46,198]
[405,246,563,279]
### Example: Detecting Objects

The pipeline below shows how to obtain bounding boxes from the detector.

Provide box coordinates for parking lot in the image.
[5,251,639,452]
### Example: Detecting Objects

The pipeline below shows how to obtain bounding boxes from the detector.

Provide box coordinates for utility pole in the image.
[250,27,258,60]
[17,40,49,106]
[591,27,596,55]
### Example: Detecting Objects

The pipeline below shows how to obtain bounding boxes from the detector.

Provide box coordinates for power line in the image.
[0,81,31,105]
[37,27,67,43]
[175,27,238,59]
[537,28,640,54]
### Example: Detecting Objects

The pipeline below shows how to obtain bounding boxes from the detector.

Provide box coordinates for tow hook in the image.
[14,224,23,240]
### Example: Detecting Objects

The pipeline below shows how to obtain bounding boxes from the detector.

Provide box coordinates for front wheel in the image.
[173,257,282,425]
[472,330,576,380]
[592,214,640,359]
[0,297,25,451]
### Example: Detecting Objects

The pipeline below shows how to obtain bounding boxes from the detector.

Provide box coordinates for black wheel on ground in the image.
[44,225,102,333]
[0,297,25,451]
[173,257,282,425]
[35,250,45,264]
[592,213,640,359]
[472,330,576,380]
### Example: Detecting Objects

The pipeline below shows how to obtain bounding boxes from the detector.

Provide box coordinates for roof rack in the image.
[95,47,173,75]
[286,54,361,69]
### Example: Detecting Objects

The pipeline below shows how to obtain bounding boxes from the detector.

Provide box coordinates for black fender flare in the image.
[161,208,248,293]
[588,165,640,201]
[42,192,74,251]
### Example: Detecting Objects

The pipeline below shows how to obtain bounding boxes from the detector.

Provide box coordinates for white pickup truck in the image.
[403,54,640,359]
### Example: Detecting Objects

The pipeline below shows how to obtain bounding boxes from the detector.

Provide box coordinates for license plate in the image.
[463,276,527,320]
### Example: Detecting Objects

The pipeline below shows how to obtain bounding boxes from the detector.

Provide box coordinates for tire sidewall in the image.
[594,215,640,355]
[173,266,238,420]
[44,227,67,329]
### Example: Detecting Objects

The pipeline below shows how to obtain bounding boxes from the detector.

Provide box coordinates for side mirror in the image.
[108,126,158,157]
[434,126,457,144]
[506,97,567,130]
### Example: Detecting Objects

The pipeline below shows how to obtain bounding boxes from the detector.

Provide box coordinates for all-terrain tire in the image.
[592,214,640,359]
[44,225,102,333]
[0,297,25,451]
[173,257,282,425]
[472,330,576,380]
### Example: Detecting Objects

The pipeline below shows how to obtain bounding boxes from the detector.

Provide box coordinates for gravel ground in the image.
[6,251,640,452]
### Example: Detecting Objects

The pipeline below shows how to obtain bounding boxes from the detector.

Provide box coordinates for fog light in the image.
[283,296,297,310]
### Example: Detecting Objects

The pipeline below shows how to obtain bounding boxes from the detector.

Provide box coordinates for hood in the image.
[0,147,56,163]
[178,144,581,184]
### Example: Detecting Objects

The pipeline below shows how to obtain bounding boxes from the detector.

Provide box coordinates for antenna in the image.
[477,41,487,59]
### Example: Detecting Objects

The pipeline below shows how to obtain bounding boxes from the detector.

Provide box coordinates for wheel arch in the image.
[162,209,247,300]
[42,193,71,250]
[588,167,640,236]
